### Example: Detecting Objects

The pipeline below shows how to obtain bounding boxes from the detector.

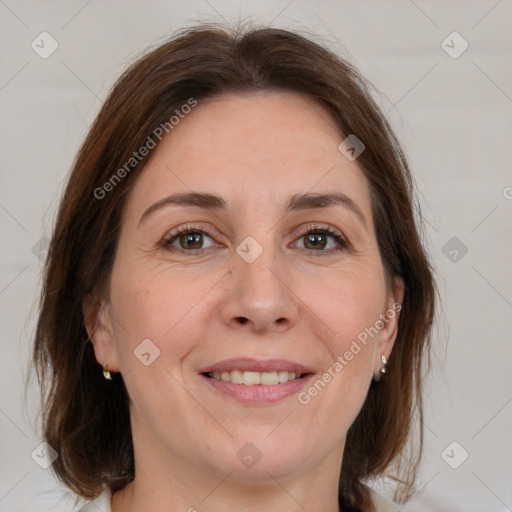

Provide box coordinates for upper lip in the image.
[198,358,314,375]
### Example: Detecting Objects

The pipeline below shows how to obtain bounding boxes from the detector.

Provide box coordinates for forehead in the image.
[125,91,373,219]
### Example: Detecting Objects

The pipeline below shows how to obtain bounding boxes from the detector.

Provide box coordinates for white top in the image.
[77,487,398,512]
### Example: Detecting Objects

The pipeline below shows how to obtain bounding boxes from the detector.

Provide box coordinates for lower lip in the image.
[201,374,314,404]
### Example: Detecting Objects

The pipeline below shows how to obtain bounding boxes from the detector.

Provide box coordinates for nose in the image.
[220,239,299,334]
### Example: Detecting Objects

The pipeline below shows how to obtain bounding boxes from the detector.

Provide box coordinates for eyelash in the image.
[160,223,349,256]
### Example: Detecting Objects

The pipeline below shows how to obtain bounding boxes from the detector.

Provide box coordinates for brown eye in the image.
[303,233,328,250]
[178,232,203,250]
[294,226,348,253]
[162,226,218,253]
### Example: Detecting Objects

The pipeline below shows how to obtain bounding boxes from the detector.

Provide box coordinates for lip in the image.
[198,358,315,404]
[198,358,314,374]
[200,373,314,404]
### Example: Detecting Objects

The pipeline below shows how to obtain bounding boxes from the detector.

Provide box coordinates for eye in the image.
[160,223,348,256]
[161,225,219,254]
[294,225,348,253]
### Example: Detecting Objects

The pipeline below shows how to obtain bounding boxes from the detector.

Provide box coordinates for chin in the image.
[204,427,320,482]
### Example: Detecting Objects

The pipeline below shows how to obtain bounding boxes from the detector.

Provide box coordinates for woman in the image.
[33,24,436,512]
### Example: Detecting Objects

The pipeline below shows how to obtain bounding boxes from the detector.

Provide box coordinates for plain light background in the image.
[1,1,511,511]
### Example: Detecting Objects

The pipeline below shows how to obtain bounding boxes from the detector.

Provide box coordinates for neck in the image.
[113,469,342,512]
[111,422,343,512]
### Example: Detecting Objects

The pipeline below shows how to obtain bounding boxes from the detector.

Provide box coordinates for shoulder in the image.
[76,488,112,512]
[370,488,399,512]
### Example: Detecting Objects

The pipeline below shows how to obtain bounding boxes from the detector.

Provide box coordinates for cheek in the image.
[305,266,386,353]
[295,269,386,424]
[109,261,222,367]
[108,265,218,421]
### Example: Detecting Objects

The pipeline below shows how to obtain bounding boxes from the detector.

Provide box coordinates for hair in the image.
[32,23,436,512]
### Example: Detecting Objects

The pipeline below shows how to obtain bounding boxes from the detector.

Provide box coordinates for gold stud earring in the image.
[103,362,112,380]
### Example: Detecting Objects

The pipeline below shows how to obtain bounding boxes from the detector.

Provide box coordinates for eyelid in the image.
[160,222,349,255]
[292,223,349,252]
[295,223,344,238]
[160,224,221,252]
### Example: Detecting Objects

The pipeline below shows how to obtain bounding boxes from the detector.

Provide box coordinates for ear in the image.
[374,276,404,374]
[83,293,121,373]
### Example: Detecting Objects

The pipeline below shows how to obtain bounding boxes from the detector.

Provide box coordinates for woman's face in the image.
[88,91,402,484]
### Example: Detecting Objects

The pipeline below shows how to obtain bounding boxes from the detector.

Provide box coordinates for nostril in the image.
[237,317,249,324]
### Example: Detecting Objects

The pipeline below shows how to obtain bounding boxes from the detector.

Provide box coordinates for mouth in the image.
[204,370,308,385]
[198,358,314,404]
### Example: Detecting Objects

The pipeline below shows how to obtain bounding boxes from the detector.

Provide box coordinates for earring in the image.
[374,355,387,381]
[102,362,112,380]
[380,355,387,375]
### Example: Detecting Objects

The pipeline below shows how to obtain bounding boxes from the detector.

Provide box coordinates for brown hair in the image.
[32,23,436,511]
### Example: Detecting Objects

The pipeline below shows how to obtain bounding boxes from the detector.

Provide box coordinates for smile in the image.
[206,370,306,385]
[199,358,314,404]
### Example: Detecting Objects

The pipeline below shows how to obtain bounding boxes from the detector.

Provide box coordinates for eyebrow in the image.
[138,191,367,229]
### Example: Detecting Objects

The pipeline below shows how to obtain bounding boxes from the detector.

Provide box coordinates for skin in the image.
[84,91,403,512]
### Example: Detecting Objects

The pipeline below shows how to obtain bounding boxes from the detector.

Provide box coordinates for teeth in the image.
[208,370,302,385]
[279,371,294,382]
[231,370,243,384]
[244,371,260,385]
[261,371,277,385]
